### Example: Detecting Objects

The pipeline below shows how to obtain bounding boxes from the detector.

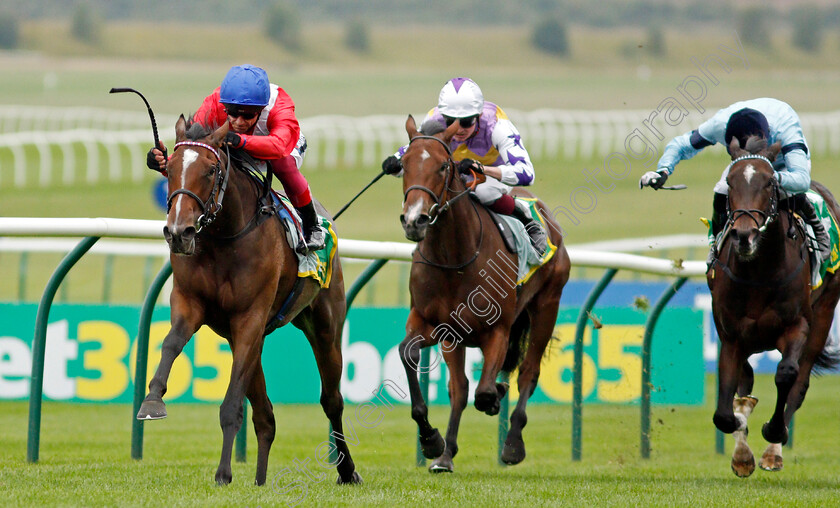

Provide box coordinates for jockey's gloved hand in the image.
[639,169,669,190]
[224,132,243,148]
[457,159,484,175]
[382,155,402,175]
[146,146,167,175]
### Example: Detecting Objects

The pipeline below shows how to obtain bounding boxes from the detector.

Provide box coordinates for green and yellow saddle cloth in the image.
[499,197,559,285]
[703,190,840,289]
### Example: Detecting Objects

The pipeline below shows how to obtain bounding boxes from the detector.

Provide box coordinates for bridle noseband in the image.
[403,134,484,270]
[167,141,231,232]
[403,135,476,225]
[723,154,780,237]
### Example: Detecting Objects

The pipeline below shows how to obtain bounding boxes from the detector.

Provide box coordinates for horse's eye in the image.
[440,162,448,173]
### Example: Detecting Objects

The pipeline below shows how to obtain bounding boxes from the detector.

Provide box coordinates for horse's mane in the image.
[183,116,216,141]
[420,118,446,136]
[742,136,768,155]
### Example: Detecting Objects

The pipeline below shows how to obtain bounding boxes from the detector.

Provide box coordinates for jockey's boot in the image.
[796,193,831,263]
[513,199,548,256]
[296,201,326,255]
[708,192,728,267]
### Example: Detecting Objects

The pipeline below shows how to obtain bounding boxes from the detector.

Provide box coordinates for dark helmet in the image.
[220,64,270,107]
[725,108,770,148]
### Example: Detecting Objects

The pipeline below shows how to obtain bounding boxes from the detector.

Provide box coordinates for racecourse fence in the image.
[2,106,840,188]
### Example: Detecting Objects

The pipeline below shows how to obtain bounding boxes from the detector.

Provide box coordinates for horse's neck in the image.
[205,167,255,238]
[421,186,482,261]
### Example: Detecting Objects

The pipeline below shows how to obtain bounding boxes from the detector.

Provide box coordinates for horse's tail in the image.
[502,311,531,373]
[813,346,840,374]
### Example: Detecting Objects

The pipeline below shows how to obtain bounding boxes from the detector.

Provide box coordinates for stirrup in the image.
[525,221,548,256]
[298,226,326,255]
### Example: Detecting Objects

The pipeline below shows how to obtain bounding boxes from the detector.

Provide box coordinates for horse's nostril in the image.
[163,226,172,242]
[416,214,430,226]
[399,215,407,226]
[183,226,197,240]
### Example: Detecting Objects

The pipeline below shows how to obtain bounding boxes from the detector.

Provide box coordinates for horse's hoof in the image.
[712,412,738,434]
[136,398,167,420]
[429,456,454,473]
[759,454,783,472]
[731,455,756,478]
[496,382,509,399]
[475,391,500,416]
[215,470,232,486]
[336,471,363,485]
[419,429,446,459]
[761,422,789,445]
[501,440,526,465]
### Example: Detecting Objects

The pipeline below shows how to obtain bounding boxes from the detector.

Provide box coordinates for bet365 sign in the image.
[0,305,703,405]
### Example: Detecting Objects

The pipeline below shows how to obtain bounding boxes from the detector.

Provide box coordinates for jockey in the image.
[147,64,325,254]
[639,97,830,264]
[381,77,548,256]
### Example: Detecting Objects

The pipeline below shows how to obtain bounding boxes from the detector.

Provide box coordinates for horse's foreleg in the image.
[303,317,361,485]
[762,320,808,445]
[731,395,758,477]
[245,365,275,486]
[713,339,744,434]
[428,347,467,474]
[138,294,203,420]
[398,314,444,460]
[216,318,265,486]
[737,361,755,398]
[474,328,510,416]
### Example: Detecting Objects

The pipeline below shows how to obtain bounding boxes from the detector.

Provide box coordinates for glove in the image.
[639,169,669,190]
[224,132,243,148]
[382,155,402,175]
[457,158,484,175]
[146,146,167,173]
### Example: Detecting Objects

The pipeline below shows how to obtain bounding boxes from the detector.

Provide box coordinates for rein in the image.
[713,154,807,288]
[404,134,483,270]
[167,141,275,240]
[168,141,230,232]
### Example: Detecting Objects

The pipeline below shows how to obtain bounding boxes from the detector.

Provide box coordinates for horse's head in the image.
[163,115,229,255]
[398,115,461,241]
[724,136,782,260]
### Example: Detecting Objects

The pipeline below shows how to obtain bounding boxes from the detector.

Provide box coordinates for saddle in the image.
[471,194,517,254]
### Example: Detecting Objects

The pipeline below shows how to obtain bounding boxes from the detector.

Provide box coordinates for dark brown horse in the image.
[397,116,571,472]
[136,116,361,486]
[709,137,840,477]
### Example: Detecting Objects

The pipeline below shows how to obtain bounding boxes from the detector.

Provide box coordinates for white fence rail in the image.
[2,107,839,188]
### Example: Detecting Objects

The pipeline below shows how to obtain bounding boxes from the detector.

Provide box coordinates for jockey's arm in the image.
[237,100,300,160]
[489,119,535,186]
[777,148,811,194]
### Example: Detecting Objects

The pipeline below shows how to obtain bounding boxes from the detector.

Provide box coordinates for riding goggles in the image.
[443,115,478,128]
[225,106,261,120]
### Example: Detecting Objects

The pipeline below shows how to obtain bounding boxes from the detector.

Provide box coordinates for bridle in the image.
[403,134,483,270]
[403,135,478,225]
[721,154,780,239]
[167,141,230,232]
[713,154,807,287]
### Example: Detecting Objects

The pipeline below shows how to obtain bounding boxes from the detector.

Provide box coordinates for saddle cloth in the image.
[485,197,559,285]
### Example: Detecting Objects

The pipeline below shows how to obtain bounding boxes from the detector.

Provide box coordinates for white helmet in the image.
[437,77,484,118]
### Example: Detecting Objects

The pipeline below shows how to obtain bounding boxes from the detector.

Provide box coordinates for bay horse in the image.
[709,136,840,477]
[397,116,571,472]
[136,116,361,486]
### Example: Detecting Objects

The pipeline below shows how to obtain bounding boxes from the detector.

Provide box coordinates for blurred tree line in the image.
[2,0,839,56]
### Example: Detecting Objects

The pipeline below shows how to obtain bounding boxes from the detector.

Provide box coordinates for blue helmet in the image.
[725,108,770,147]
[220,64,270,107]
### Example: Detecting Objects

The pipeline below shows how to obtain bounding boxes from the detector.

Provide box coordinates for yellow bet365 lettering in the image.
[597,325,643,402]
[76,321,129,400]
[539,324,596,403]
[193,327,232,400]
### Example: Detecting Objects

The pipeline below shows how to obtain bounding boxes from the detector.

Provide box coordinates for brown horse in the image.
[396,116,571,472]
[709,137,840,477]
[136,116,361,486]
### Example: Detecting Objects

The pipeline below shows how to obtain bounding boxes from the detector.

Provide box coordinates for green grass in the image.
[2,375,840,506]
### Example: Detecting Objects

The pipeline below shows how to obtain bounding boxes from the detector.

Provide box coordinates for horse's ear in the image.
[765,141,782,162]
[209,122,230,148]
[727,137,745,159]
[406,115,419,139]
[175,115,187,142]
[441,118,460,143]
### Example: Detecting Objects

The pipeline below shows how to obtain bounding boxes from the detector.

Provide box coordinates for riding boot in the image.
[295,201,326,255]
[512,199,548,256]
[797,194,831,262]
[708,192,728,267]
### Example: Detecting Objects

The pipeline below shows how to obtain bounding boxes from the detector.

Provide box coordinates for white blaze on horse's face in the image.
[403,198,425,227]
[420,149,430,163]
[174,149,199,219]
[743,164,756,185]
